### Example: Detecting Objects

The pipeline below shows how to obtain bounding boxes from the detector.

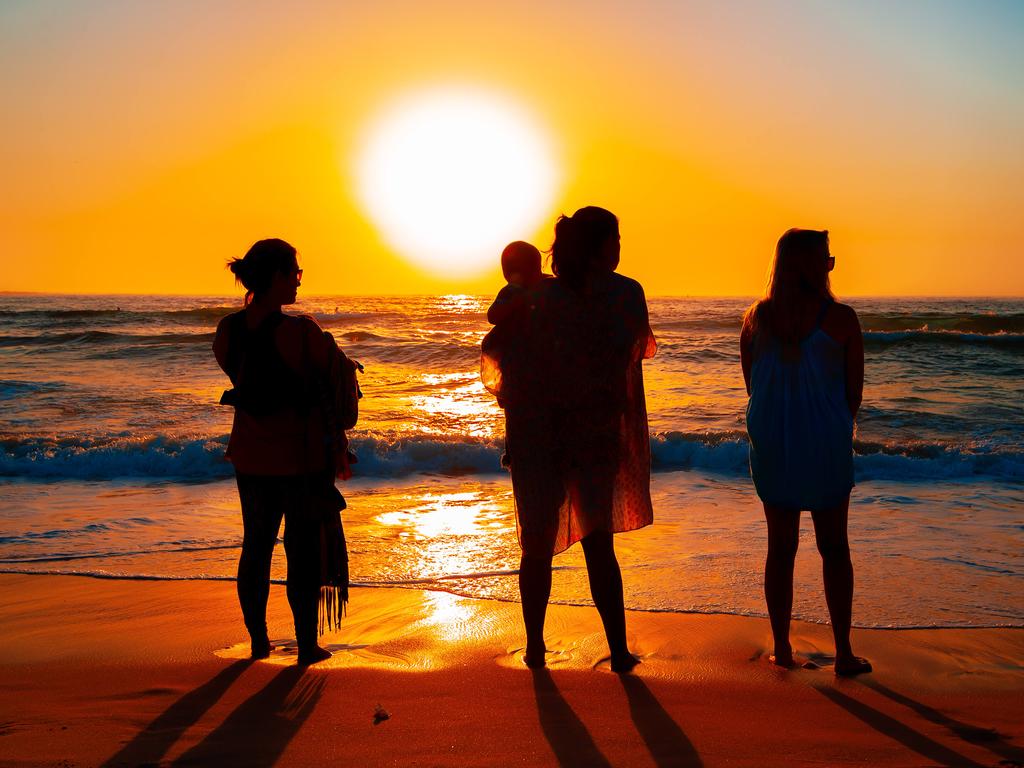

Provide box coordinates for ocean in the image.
[1,294,1022,629]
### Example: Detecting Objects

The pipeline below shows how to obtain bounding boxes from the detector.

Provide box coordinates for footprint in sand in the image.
[499,645,577,670]
[752,648,822,671]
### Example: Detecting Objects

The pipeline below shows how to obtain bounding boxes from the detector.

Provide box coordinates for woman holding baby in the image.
[486,206,657,672]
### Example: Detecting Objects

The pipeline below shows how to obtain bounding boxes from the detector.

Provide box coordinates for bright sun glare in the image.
[355,86,558,277]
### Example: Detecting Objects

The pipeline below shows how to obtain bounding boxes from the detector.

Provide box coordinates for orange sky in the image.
[2,1,1022,296]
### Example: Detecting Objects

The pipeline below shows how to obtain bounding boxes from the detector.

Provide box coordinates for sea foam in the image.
[3,431,1022,482]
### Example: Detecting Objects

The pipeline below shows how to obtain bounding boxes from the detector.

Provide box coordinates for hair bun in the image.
[225,238,298,305]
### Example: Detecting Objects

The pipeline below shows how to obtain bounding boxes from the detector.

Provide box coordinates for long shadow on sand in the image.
[532,669,612,767]
[814,684,988,768]
[619,675,702,767]
[99,659,253,768]
[856,678,1024,765]
[171,665,324,767]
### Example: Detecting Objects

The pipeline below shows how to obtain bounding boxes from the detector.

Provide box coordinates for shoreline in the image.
[1,568,1022,632]
[2,573,1022,766]
[4,471,1021,631]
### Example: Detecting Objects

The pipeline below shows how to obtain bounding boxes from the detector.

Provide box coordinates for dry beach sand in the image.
[1,573,1022,767]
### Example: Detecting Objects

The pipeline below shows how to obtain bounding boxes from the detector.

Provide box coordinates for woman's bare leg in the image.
[810,496,870,675]
[236,474,283,659]
[519,553,552,667]
[581,531,638,672]
[284,504,331,666]
[763,504,800,666]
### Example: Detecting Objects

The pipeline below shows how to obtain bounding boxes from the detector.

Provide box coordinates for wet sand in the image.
[1,573,1022,767]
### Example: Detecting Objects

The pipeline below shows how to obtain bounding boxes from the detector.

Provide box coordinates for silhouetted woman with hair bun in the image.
[487,206,656,672]
[214,238,349,666]
[741,229,871,676]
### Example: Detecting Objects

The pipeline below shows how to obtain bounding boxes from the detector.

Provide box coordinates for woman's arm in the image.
[637,283,657,360]
[618,278,656,360]
[297,317,354,480]
[841,304,864,419]
[301,315,332,374]
[212,315,232,377]
[740,322,753,396]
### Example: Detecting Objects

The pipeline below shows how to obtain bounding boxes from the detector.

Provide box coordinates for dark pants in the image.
[235,473,321,651]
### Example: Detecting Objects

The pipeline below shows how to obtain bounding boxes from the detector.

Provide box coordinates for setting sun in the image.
[354,86,558,278]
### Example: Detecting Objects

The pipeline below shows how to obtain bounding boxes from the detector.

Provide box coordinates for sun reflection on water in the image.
[415,590,488,643]
[408,371,501,437]
[376,491,506,539]
[435,294,487,314]
[373,490,517,583]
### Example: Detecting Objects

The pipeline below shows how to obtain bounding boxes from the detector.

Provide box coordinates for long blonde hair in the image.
[743,229,834,343]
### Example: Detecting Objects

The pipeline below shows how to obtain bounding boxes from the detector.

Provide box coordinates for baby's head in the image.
[501,241,543,287]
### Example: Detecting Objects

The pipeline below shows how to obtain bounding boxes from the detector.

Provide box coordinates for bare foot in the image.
[768,653,795,669]
[297,645,332,666]
[250,636,271,660]
[524,646,547,669]
[768,642,794,668]
[611,652,641,674]
[834,655,872,677]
